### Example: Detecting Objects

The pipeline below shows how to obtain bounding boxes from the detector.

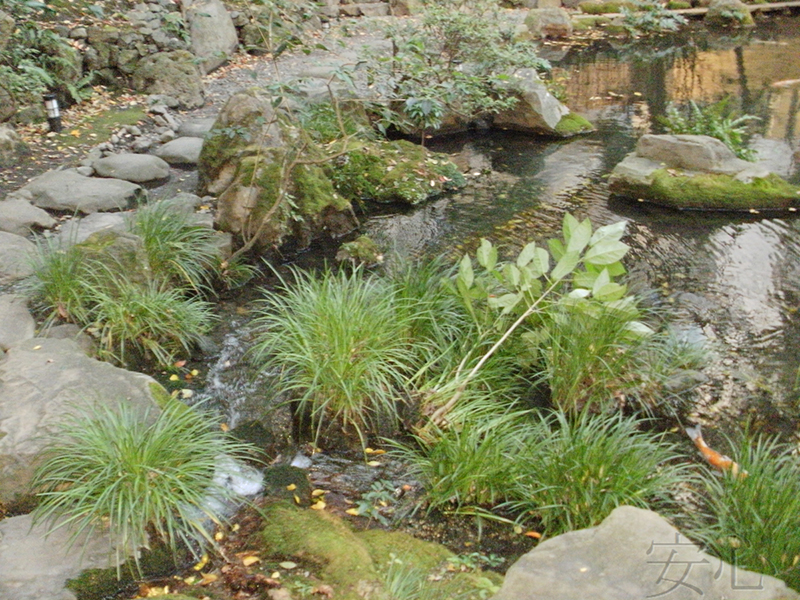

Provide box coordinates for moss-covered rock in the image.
[615,169,800,211]
[260,502,386,600]
[336,235,384,266]
[554,112,595,137]
[578,0,635,13]
[327,139,466,205]
[258,502,502,600]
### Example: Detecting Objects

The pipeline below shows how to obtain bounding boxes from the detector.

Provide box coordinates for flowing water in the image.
[201,16,800,440]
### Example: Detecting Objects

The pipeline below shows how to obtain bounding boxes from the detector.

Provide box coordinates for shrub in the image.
[364,0,550,135]
[688,432,800,590]
[32,400,257,575]
[659,97,759,161]
[250,266,421,447]
[621,0,686,35]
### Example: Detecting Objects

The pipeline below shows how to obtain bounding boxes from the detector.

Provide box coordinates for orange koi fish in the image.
[685,425,747,478]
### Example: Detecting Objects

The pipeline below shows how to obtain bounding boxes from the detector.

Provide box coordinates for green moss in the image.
[260,502,386,600]
[53,106,146,148]
[634,169,800,211]
[336,235,383,266]
[148,381,172,409]
[578,0,633,13]
[293,163,350,215]
[328,139,465,206]
[666,1,691,8]
[554,112,595,137]
[358,529,453,572]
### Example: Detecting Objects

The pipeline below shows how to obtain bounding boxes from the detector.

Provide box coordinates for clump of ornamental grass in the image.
[687,431,800,590]
[31,400,257,576]
[89,275,217,367]
[128,199,222,293]
[506,410,693,536]
[27,238,98,326]
[250,266,421,447]
[396,405,693,537]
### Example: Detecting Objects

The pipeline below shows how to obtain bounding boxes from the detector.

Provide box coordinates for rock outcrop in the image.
[609,134,800,211]
[0,337,166,503]
[491,506,800,600]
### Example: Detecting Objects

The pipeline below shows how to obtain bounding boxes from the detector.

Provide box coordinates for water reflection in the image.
[361,16,800,427]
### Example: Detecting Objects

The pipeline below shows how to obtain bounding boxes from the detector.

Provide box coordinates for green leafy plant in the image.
[250,266,422,448]
[353,480,398,525]
[621,0,686,35]
[446,552,504,572]
[659,97,759,161]
[32,400,257,576]
[364,0,550,137]
[688,432,800,590]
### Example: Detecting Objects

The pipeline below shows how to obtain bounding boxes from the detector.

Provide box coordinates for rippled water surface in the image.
[359,16,800,430]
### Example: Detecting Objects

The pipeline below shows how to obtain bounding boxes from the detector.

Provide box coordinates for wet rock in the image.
[491,506,800,600]
[154,136,204,165]
[0,514,123,600]
[185,0,239,74]
[609,134,800,211]
[92,152,171,183]
[0,295,35,352]
[263,465,313,506]
[0,231,35,284]
[493,68,593,137]
[0,194,56,235]
[0,337,166,503]
[14,169,145,214]
[132,50,205,109]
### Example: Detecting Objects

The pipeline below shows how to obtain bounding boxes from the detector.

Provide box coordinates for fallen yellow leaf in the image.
[311,500,326,510]
[169,374,179,381]
[294,494,300,504]
[214,531,224,541]
[279,561,297,570]
[311,489,326,497]
[199,572,218,586]
[286,483,297,491]
[220,423,230,432]
[367,460,381,467]
[242,555,260,567]
[193,554,209,571]
[345,508,360,516]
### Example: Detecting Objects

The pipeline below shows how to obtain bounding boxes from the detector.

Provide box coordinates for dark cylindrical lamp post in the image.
[43,93,62,133]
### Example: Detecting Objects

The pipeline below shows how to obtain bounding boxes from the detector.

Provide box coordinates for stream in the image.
[196,16,800,447]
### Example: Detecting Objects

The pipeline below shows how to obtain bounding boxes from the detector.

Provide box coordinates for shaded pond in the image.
[356,15,800,436]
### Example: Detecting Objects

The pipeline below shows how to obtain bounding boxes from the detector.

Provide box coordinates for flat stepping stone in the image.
[177,117,217,138]
[92,153,171,183]
[0,231,35,284]
[0,294,35,351]
[0,195,56,235]
[154,137,204,165]
[16,169,144,214]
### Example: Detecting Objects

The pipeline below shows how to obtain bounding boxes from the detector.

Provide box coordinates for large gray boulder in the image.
[184,0,239,74]
[92,152,171,183]
[492,506,800,600]
[0,337,166,503]
[131,50,205,109]
[523,8,574,38]
[55,212,128,247]
[0,231,35,284]
[493,68,594,137]
[609,134,800,211]
[12,169,144,214]
[0,294,35,352]
[0,514,122,600]
[0,195,56,235]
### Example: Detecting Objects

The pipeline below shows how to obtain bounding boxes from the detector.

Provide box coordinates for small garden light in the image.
[43,93,62,133]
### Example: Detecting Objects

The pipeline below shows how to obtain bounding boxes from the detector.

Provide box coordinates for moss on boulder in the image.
[555,112,595,137]
[327,139,466,205]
